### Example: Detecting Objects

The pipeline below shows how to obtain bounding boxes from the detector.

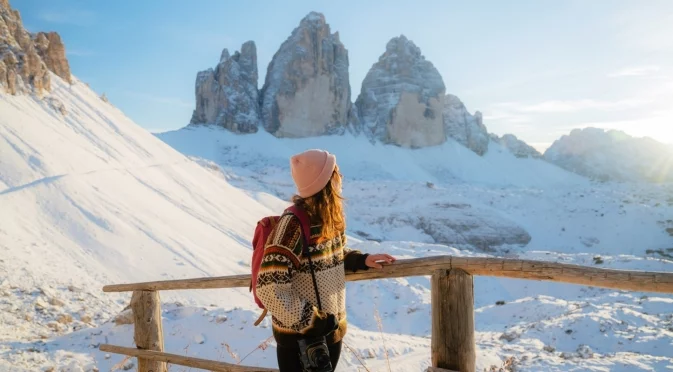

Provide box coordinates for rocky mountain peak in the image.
[237,40,258,83]
[180,12,538,160]
[34,31,71,83]
[385,35,421,59]
[299,11,327,27]
[491,133,542,159]
[0,0,71,95]
[544,127,673,182]
[219,48,230,63]
[259,11,352,138]
[355,35,446,148]
[443,94,489,155]
[190,41,260,133]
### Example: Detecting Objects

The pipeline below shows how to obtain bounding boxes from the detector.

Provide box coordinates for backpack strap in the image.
[286,205,311,249]
[285,205,323,311]
[253,309,267,326]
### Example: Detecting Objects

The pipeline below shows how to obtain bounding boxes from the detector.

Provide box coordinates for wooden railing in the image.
[99,255,673,372]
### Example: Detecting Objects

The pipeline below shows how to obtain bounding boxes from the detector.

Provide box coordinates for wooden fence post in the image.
[431,269,475,372]
[131,290,167,372]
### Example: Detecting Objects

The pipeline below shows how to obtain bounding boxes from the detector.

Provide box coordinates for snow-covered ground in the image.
[1,76,673,371]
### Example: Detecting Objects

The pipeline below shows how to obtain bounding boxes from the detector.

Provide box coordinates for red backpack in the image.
[250,205,311,326]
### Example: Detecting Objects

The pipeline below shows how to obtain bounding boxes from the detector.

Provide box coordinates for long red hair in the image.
[292,165,345,239]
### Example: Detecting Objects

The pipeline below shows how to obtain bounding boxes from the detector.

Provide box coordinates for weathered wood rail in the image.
[100,255,673,372]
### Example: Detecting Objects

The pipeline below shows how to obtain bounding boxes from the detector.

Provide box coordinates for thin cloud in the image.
[492,99,648,114]
[608,66,661,78]
[482,112,532,124]
[125,91,193,109]
[38,9,96,26]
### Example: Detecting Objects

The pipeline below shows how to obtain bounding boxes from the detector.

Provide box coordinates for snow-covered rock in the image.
[352,195,532,251]
[544,127,673,182]
[444,94,489,155]
[355,35,446,148]
[491,133,542,159]
[190,41,259,133]
[0,0,52,95]
[260,12,352,138]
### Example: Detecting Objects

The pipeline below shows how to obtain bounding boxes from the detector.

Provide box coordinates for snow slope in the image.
[160,125,583,189]
[0,75,279,349]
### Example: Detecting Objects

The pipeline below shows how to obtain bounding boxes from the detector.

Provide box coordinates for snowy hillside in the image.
[545,127,673,183]
[0,74,280,296]
[0,74,287,368]
[160,125,583,188]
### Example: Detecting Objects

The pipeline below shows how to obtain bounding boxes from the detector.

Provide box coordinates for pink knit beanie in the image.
[290,149,337,198]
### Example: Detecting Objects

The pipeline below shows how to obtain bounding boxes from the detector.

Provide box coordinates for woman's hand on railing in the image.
[365,254,396,269]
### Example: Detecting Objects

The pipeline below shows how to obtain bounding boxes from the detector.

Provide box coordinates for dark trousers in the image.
[276,341,342,372]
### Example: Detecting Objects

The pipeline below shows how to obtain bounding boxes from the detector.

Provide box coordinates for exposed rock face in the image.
[0,1,32,51]
[1,1,49,95]
[46,96,66,116]
[491,133,542,159]
[353,199,531,251]
[260,12,352,138]
[545,127,673,182]
[190,41,259,133]
[355,35,446,148]
[443,94,489,155]
[0,0,70,95]
[34,32,71,83]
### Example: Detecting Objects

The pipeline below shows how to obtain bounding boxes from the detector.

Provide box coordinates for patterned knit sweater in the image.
[255,213,369,346]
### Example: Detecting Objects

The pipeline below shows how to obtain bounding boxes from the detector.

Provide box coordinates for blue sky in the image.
[12,0,673,150]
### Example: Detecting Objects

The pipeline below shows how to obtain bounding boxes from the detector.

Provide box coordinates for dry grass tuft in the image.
[374,310,392,372]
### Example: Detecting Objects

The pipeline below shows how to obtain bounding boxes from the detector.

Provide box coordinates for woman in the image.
[256,149,396,371]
